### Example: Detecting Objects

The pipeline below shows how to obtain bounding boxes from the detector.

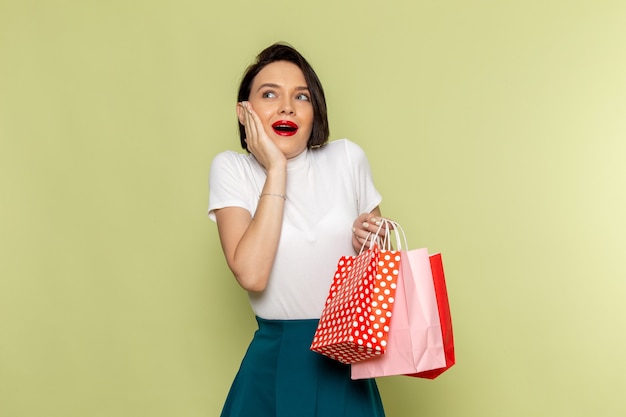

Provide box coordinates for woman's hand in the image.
[237,101,286,171]
[351,208,392,253]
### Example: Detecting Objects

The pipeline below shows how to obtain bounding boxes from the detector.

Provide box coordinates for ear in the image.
[236,102,245,125]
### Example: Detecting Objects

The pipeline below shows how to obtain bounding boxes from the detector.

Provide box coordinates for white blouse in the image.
[208,139,382,319]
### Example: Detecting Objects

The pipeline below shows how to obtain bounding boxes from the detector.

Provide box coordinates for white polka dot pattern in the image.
[311,246,401,364]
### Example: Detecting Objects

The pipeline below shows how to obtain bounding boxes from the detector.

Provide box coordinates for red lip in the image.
[271,120,299,136]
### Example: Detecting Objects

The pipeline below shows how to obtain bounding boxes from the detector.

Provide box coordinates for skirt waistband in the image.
[256,316,319,327]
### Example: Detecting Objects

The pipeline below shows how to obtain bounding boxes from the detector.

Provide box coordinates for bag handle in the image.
[359,219,409,253]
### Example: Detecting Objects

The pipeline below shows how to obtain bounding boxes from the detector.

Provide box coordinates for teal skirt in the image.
[220,317,385,417]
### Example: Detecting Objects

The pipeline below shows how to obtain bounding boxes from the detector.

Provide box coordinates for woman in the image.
[209,43,389,417]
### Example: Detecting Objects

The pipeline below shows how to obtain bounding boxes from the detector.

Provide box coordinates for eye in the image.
[262,91,276,99]
[296,93,310,101]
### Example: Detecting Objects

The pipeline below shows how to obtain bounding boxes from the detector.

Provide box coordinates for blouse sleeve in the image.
[344,140,383,214]
[208,151,255,221]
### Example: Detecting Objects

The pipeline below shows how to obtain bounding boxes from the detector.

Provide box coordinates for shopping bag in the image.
[311,229,401,364]
[410,253,455,379]
[351,224,455,379]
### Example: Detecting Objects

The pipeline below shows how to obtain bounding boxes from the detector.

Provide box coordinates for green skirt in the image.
[220,317,385,417]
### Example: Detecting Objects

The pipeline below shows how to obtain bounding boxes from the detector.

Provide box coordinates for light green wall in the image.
[2,1,625,416]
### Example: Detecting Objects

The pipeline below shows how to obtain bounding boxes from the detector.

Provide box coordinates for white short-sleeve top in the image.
[208,139,382,320]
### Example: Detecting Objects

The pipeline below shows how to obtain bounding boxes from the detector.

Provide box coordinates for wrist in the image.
[266,161,287,175]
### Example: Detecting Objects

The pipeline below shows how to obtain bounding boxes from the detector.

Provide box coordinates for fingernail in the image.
[362,222,369,228]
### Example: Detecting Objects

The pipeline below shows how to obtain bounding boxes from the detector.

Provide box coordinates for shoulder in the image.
[211,150,250,166]
[323,139,371,168]
[319,138,368,158]
[210,150,255,175]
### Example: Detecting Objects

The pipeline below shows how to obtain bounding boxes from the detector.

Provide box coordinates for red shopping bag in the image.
[351,245,455,379]
[410,253,455,379]
[311,244,400,364]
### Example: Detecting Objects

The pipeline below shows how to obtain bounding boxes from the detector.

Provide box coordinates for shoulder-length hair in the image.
[236,43,329,150]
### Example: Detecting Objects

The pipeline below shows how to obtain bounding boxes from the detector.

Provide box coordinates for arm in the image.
[214,101,287,293]
[215,181,285,292]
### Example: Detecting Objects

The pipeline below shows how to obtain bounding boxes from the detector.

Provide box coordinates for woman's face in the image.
[245,61,314,159]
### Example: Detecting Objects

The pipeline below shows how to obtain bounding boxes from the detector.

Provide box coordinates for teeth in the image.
[274,125,296,131]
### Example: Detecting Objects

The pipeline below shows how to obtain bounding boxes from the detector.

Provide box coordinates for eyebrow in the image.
[256,83,310,92]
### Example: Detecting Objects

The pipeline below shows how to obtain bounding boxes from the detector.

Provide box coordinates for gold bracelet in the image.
[259,193,286,200]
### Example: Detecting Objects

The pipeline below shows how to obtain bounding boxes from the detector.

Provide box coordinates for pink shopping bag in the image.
[351,248,455,379]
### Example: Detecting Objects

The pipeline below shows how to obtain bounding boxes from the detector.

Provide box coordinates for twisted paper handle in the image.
[360,219,409,253]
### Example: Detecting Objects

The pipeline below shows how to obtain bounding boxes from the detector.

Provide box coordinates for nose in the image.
[279,97,295,115]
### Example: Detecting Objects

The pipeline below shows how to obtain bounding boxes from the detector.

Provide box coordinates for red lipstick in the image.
[271,120,299,136]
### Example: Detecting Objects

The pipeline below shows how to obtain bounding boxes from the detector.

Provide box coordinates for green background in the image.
[2,1,625,416]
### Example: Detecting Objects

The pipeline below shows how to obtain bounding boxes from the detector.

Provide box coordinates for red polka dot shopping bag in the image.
[351,223,455,380]
[310,221,401,364]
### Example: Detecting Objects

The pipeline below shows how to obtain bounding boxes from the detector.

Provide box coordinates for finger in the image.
[375,224,389,238]
[354,226,379,248]
[239,102,249,129]
[367,217,392,237]
[361,220,384,237]
[245,101,261,124]
[352,227,367,243]
[247,105,266,146]
[245,102,268,150]
[242,103,257,151]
